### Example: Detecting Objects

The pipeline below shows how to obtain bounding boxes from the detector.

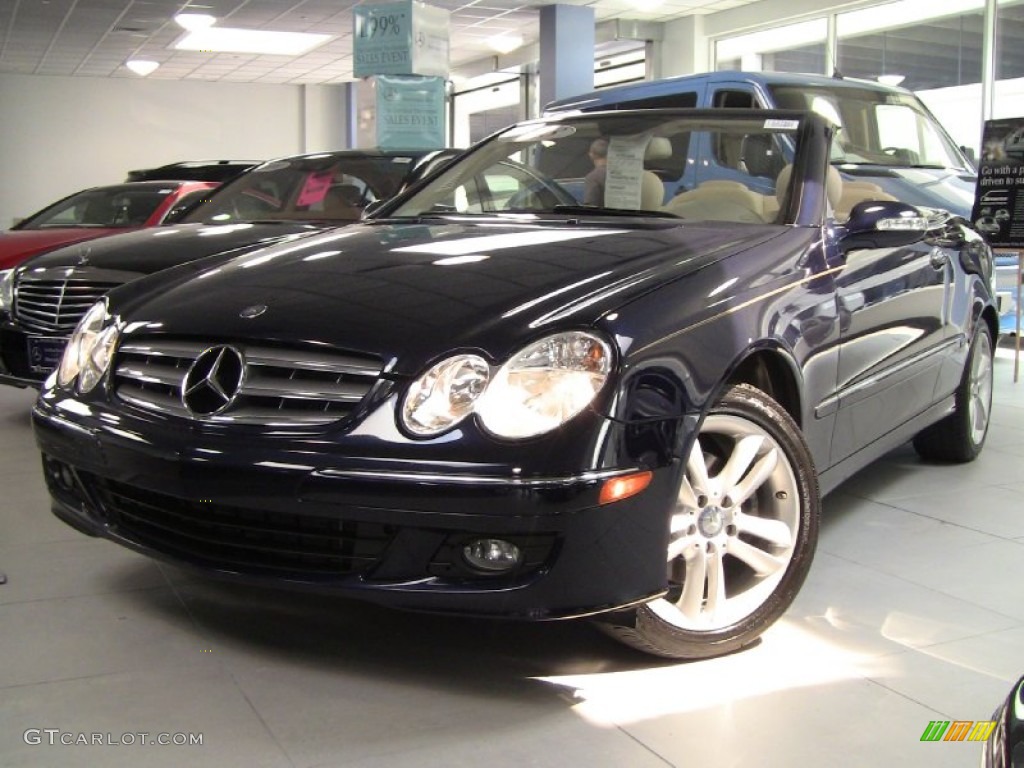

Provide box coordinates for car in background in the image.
[983,674,1024,767]
[125,160,259,183]
[33,108,997,660]
[0,149,448,388]
[0,180,220,272]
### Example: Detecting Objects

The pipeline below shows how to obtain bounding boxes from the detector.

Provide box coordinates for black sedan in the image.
[0,148,455,388]
[32,109,997,659]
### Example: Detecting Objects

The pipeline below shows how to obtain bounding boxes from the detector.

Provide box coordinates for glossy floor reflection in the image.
[2,347,1023,767]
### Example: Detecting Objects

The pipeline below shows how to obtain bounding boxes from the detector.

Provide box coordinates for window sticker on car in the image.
[605,133,650,209]
[764,119,800,130]
[296,171,334,207]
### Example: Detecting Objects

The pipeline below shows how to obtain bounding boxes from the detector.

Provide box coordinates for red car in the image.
[0,180,219,270]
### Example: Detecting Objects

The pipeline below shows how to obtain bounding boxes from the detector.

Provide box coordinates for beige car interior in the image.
[645,131,899,224]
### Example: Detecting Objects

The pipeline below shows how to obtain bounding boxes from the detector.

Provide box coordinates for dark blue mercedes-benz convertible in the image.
[32,108,997,659]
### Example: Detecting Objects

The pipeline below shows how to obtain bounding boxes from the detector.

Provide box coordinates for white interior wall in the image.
[0,74,348,227]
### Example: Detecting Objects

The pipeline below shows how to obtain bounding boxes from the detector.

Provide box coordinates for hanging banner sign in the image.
[972,117,1024,247]
[357,75,446,150]
[353,1,449,78]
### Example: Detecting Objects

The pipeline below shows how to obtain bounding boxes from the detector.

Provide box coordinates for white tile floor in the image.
[2,348,1023,767]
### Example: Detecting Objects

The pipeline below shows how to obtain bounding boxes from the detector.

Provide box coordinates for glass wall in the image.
[995,2,1024,123]
[713,0,1024,156]
[715,19,827,74]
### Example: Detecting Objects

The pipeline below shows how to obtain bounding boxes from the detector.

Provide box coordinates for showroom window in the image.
[594,47,646,89]
[713,0,1024,157]
[714,19,827,74]
[835,0,986,152]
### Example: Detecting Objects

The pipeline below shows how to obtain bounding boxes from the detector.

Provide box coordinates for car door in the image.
[829,232,954,463]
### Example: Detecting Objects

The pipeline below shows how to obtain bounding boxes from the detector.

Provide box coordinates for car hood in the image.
[0,228,123,269]
[839,165,977,218]
[113,218,785,372]
[18,222,326,274]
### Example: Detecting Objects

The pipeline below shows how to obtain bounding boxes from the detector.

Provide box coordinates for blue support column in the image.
[538,4,595,110]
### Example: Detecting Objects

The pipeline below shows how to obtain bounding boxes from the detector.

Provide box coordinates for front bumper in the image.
[33,393,681,620]
[0,323,53,388]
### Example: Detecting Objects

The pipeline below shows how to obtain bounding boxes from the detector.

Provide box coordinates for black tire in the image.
[913,322,994,463]
[595,383,820,660]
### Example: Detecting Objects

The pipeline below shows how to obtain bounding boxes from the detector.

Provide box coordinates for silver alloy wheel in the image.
[969,328,994,446]
[649,413,801,631]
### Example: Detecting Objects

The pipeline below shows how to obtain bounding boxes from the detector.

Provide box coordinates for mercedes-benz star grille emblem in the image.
[182,346,245,417]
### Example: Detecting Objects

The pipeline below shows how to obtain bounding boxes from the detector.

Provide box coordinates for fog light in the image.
[462,538,522,573]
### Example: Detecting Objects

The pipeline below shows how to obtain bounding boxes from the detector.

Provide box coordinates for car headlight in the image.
[401,354,490,436]
[0,269,13,312]
[475,331,612,439]
[56,301,121,393]
[401,332,613,440]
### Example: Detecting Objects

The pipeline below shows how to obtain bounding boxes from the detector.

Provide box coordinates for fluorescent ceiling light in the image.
[633,0,664,10]
[125,59,160,76]
[487,34,523,54]
[174,12,216,31]
[175,28,331,56]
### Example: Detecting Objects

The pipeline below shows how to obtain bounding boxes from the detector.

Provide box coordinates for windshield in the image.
[769,85,968,170]
[183,153,424,225]
[18,186,175,229]
[387,112,806,225]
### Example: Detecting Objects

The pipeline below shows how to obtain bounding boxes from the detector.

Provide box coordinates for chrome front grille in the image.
[113,339,384,426]
[15,275,122,334]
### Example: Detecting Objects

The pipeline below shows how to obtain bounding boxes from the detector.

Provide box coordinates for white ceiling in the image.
[0,0,759,84]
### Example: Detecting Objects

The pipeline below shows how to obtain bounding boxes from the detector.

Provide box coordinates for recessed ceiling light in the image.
[487,34,523,55]
[174,13,217,31]
[125,59,160,76]
[174,27,332,56]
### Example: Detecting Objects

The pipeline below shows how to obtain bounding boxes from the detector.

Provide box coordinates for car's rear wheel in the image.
[913,322,994,463]
[596,384,820,659]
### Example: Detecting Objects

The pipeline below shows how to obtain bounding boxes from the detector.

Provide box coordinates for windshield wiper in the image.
[550,204,679,219]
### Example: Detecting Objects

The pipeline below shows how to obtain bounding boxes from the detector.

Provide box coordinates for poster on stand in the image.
[973,117,1024,248]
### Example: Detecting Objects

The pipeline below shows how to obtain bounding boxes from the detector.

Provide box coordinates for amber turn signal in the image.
[599,470,653,505]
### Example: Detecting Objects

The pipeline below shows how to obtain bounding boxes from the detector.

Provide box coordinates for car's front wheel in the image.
[597,384,820,659]
[913,322,994,463]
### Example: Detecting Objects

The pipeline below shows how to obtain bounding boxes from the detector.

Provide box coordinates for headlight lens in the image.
[476,331,612,439]
[57,301,120,393]
[0,269,13,312]
[401,354,490,436]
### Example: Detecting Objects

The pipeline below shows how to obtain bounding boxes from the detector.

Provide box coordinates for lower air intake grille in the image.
[92,476,395,578]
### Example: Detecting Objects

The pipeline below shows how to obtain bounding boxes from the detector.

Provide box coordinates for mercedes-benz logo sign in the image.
[182,346,245,417]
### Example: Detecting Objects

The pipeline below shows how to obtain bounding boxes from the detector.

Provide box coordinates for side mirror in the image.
[837,200,929,253]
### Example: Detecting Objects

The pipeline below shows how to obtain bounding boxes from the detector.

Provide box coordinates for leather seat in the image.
[662,180,772,223]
